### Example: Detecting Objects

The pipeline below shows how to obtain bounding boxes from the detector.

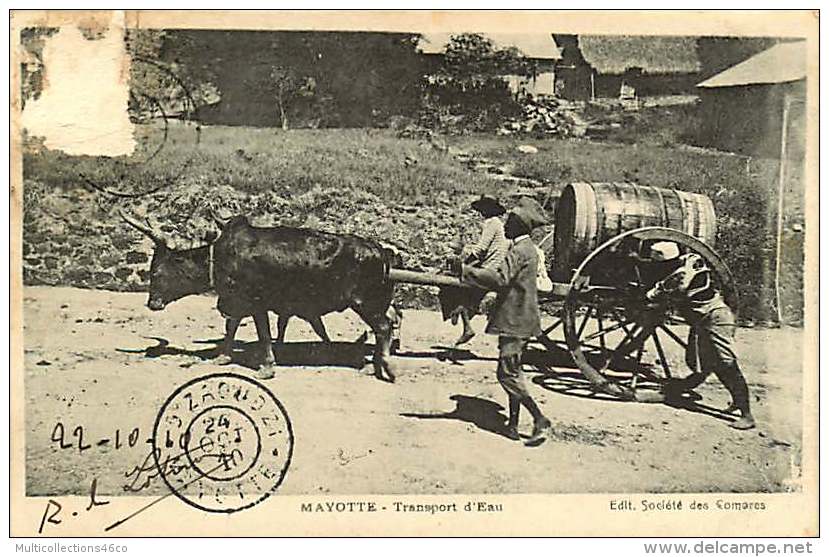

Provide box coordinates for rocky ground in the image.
[24,286,803,496]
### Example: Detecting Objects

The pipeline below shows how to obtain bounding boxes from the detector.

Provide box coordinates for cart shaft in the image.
[388,268,571,297]
[388,268,462,287]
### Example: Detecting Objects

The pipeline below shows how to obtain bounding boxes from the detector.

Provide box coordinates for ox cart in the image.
[387,182,737,402]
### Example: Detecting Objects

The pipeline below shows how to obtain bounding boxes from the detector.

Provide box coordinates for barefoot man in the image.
[439,195,510,347]
[645,241,756,430]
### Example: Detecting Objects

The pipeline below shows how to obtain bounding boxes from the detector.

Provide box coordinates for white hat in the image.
[649,241,680,261]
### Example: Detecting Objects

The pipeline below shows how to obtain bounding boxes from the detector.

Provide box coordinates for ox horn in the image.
[118,209,168,246]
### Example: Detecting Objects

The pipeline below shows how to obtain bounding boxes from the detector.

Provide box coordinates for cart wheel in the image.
[535,299,565,352]
[562,227,737,401]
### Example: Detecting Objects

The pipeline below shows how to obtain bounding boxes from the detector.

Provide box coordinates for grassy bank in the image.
[24,124,504,204]
[22,126,804,323]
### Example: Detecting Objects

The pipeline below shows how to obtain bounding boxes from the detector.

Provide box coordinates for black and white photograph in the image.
[10,9,818,537]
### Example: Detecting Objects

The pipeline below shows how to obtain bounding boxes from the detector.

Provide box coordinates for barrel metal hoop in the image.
[654,185,668,230]
[702,194,717,245]
[589,182,600,252]
[676,189,688,237]
[612,182,624,240]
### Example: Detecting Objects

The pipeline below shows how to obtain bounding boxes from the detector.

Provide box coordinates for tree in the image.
[427,33,531,120]
[125,29,221,121]
[132,30,424,128]
[435,35,531,92]
[125,29,172,120]
[270,66,303,130]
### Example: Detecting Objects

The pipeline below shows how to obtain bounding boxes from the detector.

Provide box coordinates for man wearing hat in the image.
[439,195,510,346]
[644,241,755,430]
[460,196,553,446]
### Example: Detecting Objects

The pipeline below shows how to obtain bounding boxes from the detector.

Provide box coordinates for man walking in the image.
[461,197,552,446]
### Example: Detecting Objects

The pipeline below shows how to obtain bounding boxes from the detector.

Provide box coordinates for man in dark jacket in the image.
[461,197,552,446]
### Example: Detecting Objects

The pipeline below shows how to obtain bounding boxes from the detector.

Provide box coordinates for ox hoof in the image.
[213,354,233,366]
[255,366,276,381]
[373,362,396,383]
[374,371,395,384]
[729,416,756,430]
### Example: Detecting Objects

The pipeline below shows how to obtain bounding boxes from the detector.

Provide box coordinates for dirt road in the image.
[22,286,802,496]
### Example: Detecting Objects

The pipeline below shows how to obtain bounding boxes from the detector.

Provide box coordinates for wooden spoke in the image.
[634,343,645,365]
[596,315,607,349]
[542,318,563,336]
[658,324,687,349]
[582,319,632,342]
[577,307,592,337]
[665,315,691,327]
[602,324,654,372]
[651,329,672,379]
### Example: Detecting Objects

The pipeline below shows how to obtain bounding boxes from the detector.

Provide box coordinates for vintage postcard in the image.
[9,10,819,537]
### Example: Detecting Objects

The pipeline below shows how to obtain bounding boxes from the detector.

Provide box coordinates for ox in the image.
[120,211,398,382]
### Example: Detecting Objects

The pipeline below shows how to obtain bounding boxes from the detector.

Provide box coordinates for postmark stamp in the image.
[151,372,294,513]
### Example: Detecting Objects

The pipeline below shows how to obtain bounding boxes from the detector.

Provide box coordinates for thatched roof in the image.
[418,33,561,60]
[697,41,806,88]
[579,35,700,74]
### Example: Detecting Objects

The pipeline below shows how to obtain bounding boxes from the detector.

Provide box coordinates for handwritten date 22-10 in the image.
[51,422,147,453]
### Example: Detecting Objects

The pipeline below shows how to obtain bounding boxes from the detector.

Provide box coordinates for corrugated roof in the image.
[580,35,700,74]
[697,41,806,88]
[417,33,561,60]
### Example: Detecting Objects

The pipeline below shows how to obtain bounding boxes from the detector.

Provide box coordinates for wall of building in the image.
[506,71,555,97]
[696,80,805,157]
[554,65,592,100]
[593,72,700,98]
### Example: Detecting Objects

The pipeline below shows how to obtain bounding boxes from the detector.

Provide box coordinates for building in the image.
[417,33,561,97]
[696,40,806,157]
[552,34,593,100]
[553,35,701,101]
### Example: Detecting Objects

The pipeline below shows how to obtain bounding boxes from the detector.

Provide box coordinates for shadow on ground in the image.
[401,394,514,440]
[117,336,370,370]
[525,345,740,425]
[395,345,498,366]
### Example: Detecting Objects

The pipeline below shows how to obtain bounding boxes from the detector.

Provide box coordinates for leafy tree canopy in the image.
[434,33,532,90]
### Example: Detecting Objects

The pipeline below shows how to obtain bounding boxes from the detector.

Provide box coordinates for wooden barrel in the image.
[552,182,716,277]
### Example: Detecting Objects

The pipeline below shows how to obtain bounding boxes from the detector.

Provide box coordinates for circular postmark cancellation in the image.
[152,372,294,513]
